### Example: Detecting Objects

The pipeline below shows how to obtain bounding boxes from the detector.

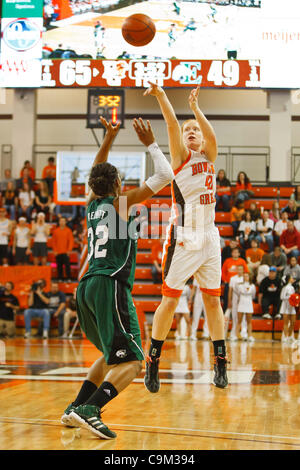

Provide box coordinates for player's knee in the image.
[162,296,179,311]
[134,360,143,375]
[203,293,221,310]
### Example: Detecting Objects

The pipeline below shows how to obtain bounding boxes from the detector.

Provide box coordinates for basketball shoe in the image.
[61,404,78,428]
[70,404,116,439]
[213,356,228,389]
[144,355,160,393]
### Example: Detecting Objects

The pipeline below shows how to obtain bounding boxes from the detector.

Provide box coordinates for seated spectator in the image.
[2,181,18,220]
[18,182,35,221]
[270,246,287,278]
[237,210,257,249]
[0,208,12,266]
[256,253,272,285]
[249,201,261,222]
[293,210,300,232]
[280,220,300,259]
[215,169,231,212]
[34,181,52,216]
[234,171,254,204]
[31,213,50,266]
[281,199,297,221]
[274,211,289,246]
[12,217,31,265]
[24,279,50,339]
[259,267,281,319]
[221,238,246,265]
[52,217,74,281]
[61,288,79,338]
[42,157,56,196]
[16,168,34,191]
[269,200,281,224]
[290,185,300,210]
[0,282,19,338]
[38,282,66,337]
[0,169,15,192]
[256,209,274,252]
[20,160,35,182]
[221,246,249,311]
[283,256,300,282]
[246,239,264,279]
[230,201,245,236]
[151,237,164,284]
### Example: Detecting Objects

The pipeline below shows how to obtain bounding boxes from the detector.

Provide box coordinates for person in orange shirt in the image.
[234,171,254,204]
[151,237,164,284]
[20,161,36,181]
[222,246,249,311]
[246,239,265,280]
[230,200,245,236]
[52,217,74,281]
[42,157,56,196]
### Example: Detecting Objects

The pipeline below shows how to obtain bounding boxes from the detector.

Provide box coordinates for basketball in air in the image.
[121,14,156,47]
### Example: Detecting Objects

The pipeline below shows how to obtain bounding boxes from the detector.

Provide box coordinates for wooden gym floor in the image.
[1,337,300,450]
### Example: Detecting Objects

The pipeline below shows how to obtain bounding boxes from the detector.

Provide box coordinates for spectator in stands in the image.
[0,169,15,192]
[16,168,34,191]
[55,205,77,229]
[61,288,79,338]
[256,253,272,285]
[222,246,249,311]
[281,199,297,221]
[290,186,300,210]
[274,211,289,246]
[20,160,35,182]
[0,282,19,338]
[259,267,281,319]
[269,200,281,224]
[34,181,52,217]
[270,246,287,278]
[24,279,50,339]
[249,201,261,222]
[234,171,254,204]
[222,238,246,264]
[151,237,164,284]
[46,282,66,337]
[0,208,12,266]
[215,169,231,212]
[2,181,18,220]
[283,256,300,282]
[293,209,300,232]
[12,217,31,265]
[280,220,300,259]
[42,157,56,196]
[18,182,35,221]
[230,200,245,236]
[237,210,257,248]
[52,217,74,281]
[256,209,274,252]
[31,213,50,266]
[246,238,264,279]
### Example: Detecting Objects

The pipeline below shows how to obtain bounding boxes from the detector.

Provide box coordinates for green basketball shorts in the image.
[76,275,144,365]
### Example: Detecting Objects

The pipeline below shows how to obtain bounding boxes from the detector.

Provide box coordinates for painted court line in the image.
[0,415,299,443]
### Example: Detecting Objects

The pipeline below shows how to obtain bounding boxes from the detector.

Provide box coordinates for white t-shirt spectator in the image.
[274,220,288,236]
[19,190,34,207]
[15,226,30,248]
[0,219,9,245]
[257,218,274,232]
[293,219,300,232]
[33,223,49,243]
[238,221,256,233]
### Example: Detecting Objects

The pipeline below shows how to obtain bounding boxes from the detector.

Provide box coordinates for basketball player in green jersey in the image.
[61,117,174,439]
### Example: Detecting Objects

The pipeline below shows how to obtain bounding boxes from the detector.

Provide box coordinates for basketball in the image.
[121,14,156,47]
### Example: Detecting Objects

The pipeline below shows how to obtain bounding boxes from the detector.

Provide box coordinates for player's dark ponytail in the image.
[89,162,119,197]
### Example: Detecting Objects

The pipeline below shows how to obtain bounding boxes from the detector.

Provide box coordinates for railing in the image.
[292,147,300,183]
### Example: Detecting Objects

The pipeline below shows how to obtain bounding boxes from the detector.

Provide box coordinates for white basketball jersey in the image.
[169,150,216,248]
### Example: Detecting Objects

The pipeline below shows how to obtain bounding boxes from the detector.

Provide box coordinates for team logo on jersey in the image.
[2,19,42,52]
[116,349,127,358]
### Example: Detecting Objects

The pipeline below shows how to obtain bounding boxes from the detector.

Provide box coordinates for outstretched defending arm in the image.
[188,86,218,163]
[143,82,189,170]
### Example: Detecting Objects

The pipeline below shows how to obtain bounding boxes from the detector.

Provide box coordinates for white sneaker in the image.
[189,335,197,341]
[262,313,272,319]
[248,336,255,342]
[174,332,182,340]
[229,336,238,342]
[202,335,210,340]
[275,314,281,320]
[281,335,287,343]
[24,331,31,339]
[287,336,294,344]
[43,330,49,339]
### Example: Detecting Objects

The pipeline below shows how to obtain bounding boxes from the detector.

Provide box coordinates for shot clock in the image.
[87,89,125,128]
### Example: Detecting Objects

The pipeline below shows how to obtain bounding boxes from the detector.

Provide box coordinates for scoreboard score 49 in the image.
[87,89,125,128]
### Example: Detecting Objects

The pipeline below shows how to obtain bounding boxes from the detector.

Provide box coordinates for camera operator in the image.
[24,279,50,339]
[0,282,19,338]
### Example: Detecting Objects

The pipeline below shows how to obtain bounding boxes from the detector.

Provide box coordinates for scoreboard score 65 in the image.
[87,89,125,128]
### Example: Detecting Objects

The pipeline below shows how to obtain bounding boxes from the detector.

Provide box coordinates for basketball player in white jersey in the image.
[144,83,228,390]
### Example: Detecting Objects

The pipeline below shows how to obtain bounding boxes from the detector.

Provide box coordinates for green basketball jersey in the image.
[83,197,138,290]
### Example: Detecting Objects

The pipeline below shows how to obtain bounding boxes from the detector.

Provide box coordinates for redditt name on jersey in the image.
[88,209,106,221]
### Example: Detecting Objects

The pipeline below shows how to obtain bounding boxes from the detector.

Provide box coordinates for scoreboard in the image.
[87,89,125,128]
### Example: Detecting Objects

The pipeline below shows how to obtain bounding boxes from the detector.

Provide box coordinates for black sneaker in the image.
[213,356,228,389]
[144,355,160,393]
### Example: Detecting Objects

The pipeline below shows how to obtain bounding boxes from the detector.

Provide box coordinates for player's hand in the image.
[100,116,121,137]
[133,118,155,147]
[188,85,200,110]
[143,81,164,97]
